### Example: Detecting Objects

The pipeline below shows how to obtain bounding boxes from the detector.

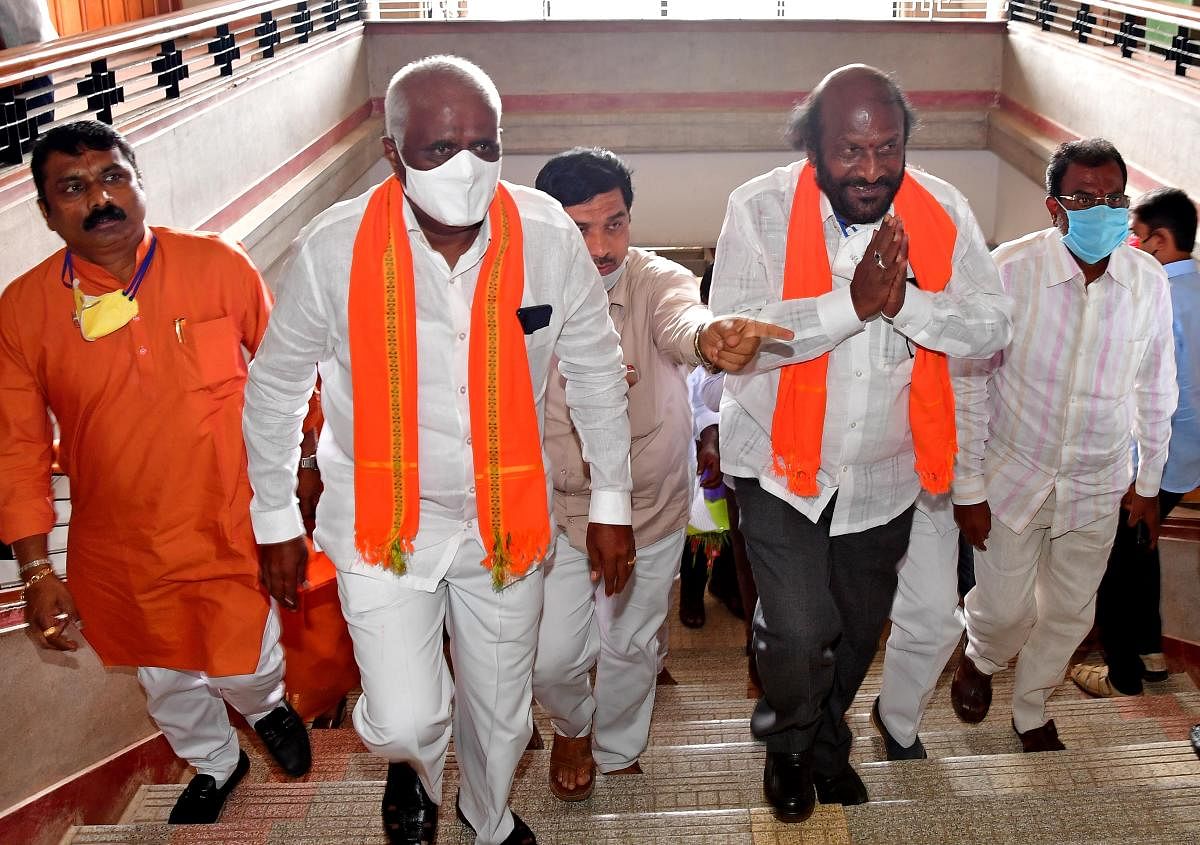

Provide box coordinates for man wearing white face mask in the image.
[242,56,635,845]
[949,138,1177,753]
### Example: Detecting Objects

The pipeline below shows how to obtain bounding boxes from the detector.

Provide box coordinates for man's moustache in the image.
[82,204,127,230]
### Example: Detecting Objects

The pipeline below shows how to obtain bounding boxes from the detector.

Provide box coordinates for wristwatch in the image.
[299,454,318,470]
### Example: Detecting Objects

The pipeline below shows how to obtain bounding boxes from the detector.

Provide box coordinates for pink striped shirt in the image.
[952,229,1177,536]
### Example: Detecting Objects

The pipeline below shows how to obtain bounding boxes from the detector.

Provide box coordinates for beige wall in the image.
[0,630,157,811]
[0,28,371,289]
[1001,27,1200,198]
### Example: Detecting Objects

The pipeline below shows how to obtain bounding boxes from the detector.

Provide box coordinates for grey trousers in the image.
[736,477,914,774]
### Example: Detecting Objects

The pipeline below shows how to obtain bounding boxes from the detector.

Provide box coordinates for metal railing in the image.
[0,0,365,171]
[367,0,999,21]
[1007,0,1200,77]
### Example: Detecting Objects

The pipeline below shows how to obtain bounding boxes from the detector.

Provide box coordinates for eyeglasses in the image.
[1055,193,1130,210]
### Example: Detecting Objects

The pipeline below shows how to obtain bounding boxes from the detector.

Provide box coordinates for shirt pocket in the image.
[186,316,246,390]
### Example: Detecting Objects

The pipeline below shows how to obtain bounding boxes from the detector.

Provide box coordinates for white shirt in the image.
[0,0,57,48]
[952,229,1177,537]
[242,181,632,591]
[710,161,1012,536]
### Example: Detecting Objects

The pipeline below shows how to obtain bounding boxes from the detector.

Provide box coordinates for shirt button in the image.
[137,346,148,356]
[466,436,472,445]
[459,386,467,395]
[469,486,476,495]
[458,332,466,341]
[841,466,849,474]
[855,369,863,378]
[849,422,857,429]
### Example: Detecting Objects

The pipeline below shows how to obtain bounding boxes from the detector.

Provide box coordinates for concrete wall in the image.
[0,629,156,810]
[0,27,371,289]
[999,26,1200,198]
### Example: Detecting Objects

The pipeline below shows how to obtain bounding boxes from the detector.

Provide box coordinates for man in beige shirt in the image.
[532,147,789,800]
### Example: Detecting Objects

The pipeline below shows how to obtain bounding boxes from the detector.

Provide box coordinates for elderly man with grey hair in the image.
[242,55,633,845]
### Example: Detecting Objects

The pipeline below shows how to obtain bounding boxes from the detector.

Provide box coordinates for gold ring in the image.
[627,557,637,567]
[42,625,59,638]
[874,251,887,271]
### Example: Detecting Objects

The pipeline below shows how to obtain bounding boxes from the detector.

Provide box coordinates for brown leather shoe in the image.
[1014,718,1065,752]
[950,655,993,723]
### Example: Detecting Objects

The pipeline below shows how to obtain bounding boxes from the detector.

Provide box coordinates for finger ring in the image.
[874,250,887,271]
[42,625,58,638]
[627,557,637,567]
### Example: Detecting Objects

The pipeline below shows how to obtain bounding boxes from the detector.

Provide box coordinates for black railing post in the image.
[1115,14,1143,58]
[152,39,189,98]
[322,0,340,31]
[0,86,29,167]
[209,23,241,76]
[76,59,125,124]
[256,12,282,58]
[1072,3,1095,43]
[1036,0,1056,31]
[1167,27,1197,76]
[294,2,314,44]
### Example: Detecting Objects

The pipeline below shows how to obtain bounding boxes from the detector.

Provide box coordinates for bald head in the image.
[384,55,502,143]
[787,64,914,156]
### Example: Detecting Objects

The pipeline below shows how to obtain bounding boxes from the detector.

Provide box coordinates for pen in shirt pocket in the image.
[174,318,187,344]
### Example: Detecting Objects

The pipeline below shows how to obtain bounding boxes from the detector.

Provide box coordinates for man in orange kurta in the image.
[0,121,310,824]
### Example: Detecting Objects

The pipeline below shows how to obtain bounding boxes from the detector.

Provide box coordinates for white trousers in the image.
[337,539,543,845]
[533,527,684,772]
[964,493,1119,732]
[138,605,284,786]
[879,502,964,747]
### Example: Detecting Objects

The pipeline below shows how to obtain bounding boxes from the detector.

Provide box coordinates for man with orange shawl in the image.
[242,56,633,845]
[709,65,1012,821]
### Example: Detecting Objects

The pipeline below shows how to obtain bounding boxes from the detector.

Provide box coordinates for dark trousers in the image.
[735,477,913,773]
[1095,490,1184,694]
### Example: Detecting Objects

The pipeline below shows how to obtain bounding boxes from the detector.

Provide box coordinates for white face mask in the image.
[603,256,628,291]
[400,147,502,227]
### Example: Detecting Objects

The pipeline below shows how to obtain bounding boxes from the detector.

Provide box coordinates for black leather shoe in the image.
[1014,718,1066,753]
[382,762,438,843]
[168,750,250,824]
[762,751,815,822]
[813,764,869,806]
[455,794,536,844]
[950,655,993,723]
[254,702,312,777]
[871,697,927,761]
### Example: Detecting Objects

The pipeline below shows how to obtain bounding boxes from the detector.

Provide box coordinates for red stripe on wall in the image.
[0,734,183,845]
[200,100,373,233]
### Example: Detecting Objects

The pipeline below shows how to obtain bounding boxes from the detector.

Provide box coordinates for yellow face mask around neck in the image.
[72,283,139,341]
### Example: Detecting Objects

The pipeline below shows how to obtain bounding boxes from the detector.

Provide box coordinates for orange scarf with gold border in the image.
[348,178,548,588]
[771,164,957,497]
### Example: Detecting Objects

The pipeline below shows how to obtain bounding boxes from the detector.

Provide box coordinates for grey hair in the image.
[384,55,503,142]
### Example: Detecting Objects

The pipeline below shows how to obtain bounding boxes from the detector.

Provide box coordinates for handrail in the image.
[0,0,364,83]
[0,1,365,170]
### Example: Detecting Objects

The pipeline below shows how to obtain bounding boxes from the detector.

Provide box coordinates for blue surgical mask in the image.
[1060,204,1130,265]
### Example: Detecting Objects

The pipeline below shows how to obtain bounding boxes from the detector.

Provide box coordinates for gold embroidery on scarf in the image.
[485,201,511,589]
[382,219,409,575]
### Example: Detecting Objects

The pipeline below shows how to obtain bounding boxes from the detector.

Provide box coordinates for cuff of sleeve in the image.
[816,286,865,342]
[890,286,933,335]
[693,409,720,439]
[250,505,306,545]
[951,475,987,505]
[1134,470,1164,499]
[588,490,632,526]
[0,505,55,547]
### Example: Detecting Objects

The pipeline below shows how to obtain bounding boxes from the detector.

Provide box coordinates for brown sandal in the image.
[549,733,595,801]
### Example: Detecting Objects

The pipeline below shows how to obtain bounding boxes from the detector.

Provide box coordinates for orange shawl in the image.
[771,164,958,497]
[348,179,549,588]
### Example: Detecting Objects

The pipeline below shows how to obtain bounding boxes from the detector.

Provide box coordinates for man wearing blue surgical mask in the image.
[948,139,1178,753]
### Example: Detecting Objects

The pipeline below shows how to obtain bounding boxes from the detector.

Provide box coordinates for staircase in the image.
[62,588,1200,844]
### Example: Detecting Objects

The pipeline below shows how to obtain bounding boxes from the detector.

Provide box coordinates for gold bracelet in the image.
[694,323,722,375]
[21,567,58,599]
[18,557,52,576]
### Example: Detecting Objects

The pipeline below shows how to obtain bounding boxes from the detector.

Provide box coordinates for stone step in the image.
[67,742,1200,844]
[64,805,854,844]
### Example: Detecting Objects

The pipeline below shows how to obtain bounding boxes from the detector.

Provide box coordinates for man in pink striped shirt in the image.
[949,138,1177,753]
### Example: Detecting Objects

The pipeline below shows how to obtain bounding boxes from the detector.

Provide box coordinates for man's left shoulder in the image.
[904,167,973,221]
[1114,244,1169,294]
[506,182,577,238]
[151,226,255,267]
